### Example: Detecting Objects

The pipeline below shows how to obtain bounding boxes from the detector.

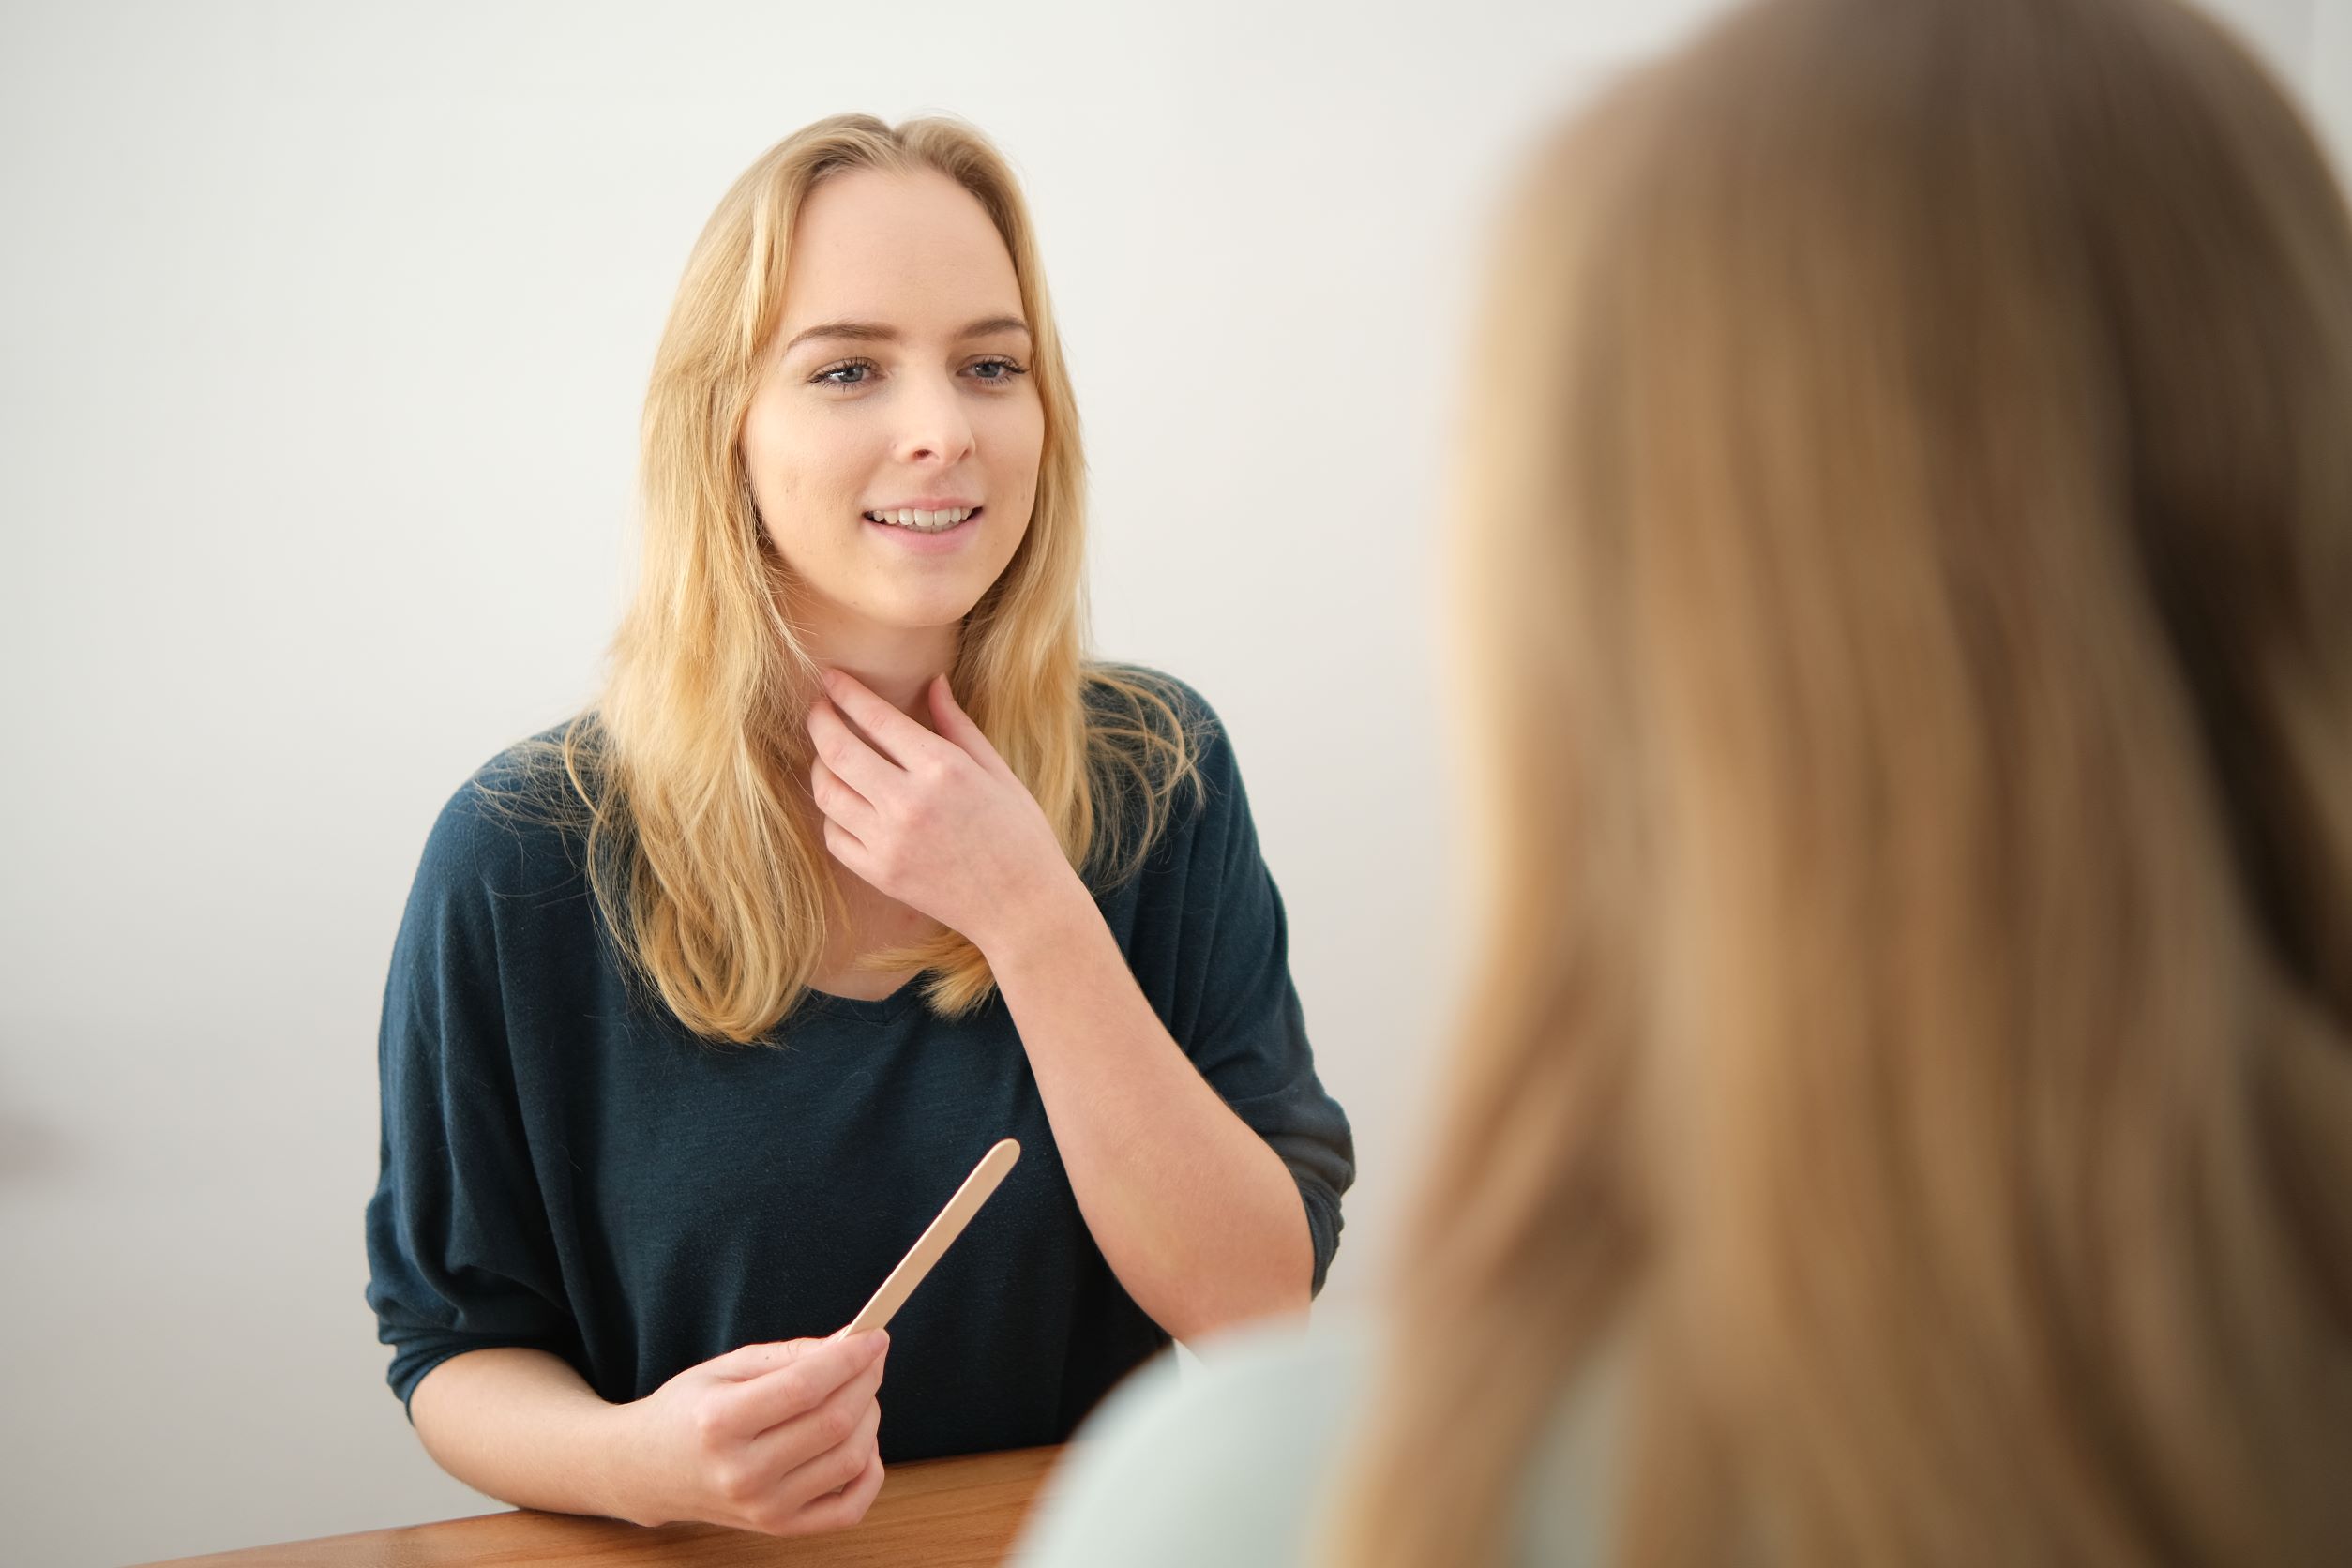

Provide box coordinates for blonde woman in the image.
[361,116,1353,1538]
[1016,0,2352,1562]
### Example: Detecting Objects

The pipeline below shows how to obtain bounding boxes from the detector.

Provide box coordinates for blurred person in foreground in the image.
[1014,0,2352,1561]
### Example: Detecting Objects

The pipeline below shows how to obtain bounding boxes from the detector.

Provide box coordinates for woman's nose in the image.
[893,372,977,465]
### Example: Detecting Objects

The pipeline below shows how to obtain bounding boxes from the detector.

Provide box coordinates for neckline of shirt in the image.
[802,974,926,1024]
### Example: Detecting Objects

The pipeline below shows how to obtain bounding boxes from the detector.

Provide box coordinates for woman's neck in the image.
[801,611,958,722]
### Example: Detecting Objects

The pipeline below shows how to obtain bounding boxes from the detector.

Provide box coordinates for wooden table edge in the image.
[131,1443,1069,1567]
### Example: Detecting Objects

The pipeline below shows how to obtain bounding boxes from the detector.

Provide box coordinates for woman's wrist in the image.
[412,1349,659,1525]
[590,1395,671,1527]
[974,864,1099,975]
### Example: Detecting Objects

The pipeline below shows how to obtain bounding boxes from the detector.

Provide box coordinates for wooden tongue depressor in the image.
[840,1138,1020,1338]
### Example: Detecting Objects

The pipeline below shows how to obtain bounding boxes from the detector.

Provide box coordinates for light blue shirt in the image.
[1011,1311,1614,1566]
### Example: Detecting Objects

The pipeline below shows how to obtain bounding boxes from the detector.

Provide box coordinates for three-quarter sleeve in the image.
[1157,693,1357,1294]
[363,781,577,1414]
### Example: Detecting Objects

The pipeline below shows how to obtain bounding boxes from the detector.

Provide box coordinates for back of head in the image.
[1336,0,2352,1562]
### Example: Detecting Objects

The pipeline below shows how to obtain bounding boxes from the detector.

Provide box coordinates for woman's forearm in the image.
[984,877,1317,1343]
[411,1334,892,1538]
[408,1348,650,1524]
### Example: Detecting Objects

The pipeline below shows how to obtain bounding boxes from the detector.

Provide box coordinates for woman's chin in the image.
[885,589,994,628]
[798,594,988,641]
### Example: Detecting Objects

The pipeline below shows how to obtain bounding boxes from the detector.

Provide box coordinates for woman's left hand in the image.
[804,669,1082,957]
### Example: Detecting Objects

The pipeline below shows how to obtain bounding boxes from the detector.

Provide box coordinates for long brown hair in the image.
[1334,0,2352,1561]
[503,115,1198,1041]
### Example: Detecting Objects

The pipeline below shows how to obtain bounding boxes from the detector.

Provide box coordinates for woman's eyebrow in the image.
[782,316,1032,354]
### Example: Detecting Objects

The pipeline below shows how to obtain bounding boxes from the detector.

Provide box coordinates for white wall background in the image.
[1,2,2340,1562]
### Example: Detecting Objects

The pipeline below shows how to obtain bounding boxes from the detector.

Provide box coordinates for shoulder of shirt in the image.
[413,718,595,905]
[1083,659,1229,746]
[1018,1313,1621,1568]
[1080,658,1246,804]
[1012,1314,1373,1568]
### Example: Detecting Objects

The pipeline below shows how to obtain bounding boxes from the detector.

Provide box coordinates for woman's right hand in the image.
[615,1329,891,1535]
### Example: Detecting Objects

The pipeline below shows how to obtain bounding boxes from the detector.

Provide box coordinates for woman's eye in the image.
[969,357,1029,384]
[807,357,1030,391]
[811,360,874,387]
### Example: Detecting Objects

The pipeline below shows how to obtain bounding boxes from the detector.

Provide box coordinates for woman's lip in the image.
[861,505,983,521]
[865,505,981,550]
[862,505,983,522]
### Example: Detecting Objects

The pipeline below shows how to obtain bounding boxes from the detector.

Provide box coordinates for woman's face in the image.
[741,167,1044,651]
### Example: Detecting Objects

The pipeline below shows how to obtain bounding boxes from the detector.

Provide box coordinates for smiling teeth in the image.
[867,507,972,532]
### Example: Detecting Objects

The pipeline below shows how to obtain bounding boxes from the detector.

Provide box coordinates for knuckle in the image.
[712,1460,755,1506]
[688,1403,726,1451]
[825,1439,867,1488]
[837,1456,882,1514]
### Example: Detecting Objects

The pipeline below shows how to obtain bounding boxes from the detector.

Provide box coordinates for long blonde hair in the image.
[514,115,1198,1041]
[1335,0,2352,1562]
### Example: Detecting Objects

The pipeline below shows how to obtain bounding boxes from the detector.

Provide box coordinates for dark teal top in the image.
[362,670,1354,1462]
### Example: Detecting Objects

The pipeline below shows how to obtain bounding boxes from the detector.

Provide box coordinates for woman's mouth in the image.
[863,505,980,535]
